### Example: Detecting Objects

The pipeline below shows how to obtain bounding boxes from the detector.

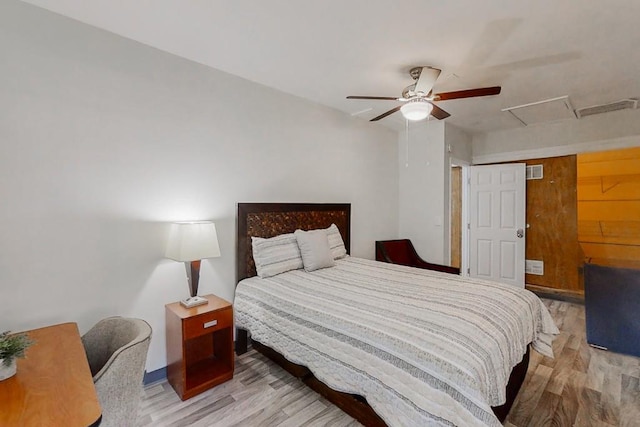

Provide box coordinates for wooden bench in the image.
[375,239,460,275]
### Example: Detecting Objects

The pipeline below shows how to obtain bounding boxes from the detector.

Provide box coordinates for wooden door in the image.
[450,166,462,269]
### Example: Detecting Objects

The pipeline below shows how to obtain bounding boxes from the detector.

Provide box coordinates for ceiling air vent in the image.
[575,99,638,119]
[526,164,543,180]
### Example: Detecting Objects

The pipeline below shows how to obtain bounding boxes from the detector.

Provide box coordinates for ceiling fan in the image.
[347,66,501,122]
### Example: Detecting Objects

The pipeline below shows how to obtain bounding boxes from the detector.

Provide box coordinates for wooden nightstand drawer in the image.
[183,307,232,340]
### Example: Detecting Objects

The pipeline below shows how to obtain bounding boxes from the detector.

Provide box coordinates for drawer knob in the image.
[203,319,218,328]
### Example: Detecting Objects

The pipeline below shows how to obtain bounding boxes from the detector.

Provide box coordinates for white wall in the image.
[0,1,398,371]
[472,109,640,164]
[398,121,472,265]
[446,124,473,164]
[398,121,445,263]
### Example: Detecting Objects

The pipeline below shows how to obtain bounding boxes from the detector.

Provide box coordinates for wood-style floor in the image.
[505,299,640,427]
[138,299,640,426]
[138,350,360,426]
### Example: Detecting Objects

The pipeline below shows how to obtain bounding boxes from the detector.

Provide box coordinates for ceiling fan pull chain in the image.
[405,119,410,168]
[425,117,430,166]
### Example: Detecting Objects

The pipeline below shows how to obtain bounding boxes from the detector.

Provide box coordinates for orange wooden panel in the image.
[601,220,640,238]
[580,242,640,261]
[577,174,640,201]
[577,146,640,164]
[577,201,640,221]
[577,147,640,271]
[577,220,602,237]
[577,157,640,177]
[579,235,640,246]
[0,323,101,426]
[586,257,640,269]
[578,220,640,243]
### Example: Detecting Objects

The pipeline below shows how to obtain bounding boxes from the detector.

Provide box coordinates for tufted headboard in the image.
[236,203,351,283]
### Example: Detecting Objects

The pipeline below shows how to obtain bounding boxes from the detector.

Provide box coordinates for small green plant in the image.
[0,331,33,366]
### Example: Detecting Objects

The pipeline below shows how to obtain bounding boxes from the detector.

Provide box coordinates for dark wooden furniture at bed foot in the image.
[235,328,248,355]
[375,239,460,274]
[492,347,530,422]
[251,339,387,427]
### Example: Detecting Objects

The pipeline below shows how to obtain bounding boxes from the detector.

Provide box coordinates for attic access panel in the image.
[502,96,577,126]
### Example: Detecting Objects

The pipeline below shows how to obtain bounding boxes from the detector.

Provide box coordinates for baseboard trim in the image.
[143,367,166,385]
[526,284,585,305]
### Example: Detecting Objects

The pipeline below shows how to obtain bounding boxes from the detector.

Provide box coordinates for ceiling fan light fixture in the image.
[400,99,433,121]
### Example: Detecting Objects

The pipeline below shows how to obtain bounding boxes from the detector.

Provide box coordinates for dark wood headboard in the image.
[236,203,351,283]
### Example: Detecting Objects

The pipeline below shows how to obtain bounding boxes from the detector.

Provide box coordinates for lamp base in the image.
[180,295,209,308]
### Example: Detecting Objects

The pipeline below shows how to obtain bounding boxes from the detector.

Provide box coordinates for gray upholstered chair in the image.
[82,317,152,427]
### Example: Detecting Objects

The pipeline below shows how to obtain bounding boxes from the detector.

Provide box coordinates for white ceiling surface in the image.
[21,0,640,134]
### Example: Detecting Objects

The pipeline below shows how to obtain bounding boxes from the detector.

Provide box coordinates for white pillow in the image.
[252,234,303,278]
[294,229,336,272]
[326,223,347,259]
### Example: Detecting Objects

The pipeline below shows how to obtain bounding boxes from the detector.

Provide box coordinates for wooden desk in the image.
[0,322,102,426]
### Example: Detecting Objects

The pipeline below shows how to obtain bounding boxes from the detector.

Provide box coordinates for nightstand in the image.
[165,294,234,400]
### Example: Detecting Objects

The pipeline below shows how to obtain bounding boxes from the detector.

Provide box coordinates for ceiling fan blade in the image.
[430,103,451,120]
[434,86,501,101]
[347,96,399,101]
[414,67,442,95]
[370,105,402,121]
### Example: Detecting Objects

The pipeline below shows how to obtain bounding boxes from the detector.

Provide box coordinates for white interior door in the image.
[468,163,526,287]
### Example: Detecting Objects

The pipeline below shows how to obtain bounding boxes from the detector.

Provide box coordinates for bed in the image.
[234,203,558,426]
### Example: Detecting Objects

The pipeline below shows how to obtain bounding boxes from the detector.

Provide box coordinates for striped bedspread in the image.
[234,257,559,426]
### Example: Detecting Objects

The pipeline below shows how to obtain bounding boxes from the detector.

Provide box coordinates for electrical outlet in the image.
[525,260,544,275]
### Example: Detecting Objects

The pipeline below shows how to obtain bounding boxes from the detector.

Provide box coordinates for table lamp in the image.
[165,221,221,308]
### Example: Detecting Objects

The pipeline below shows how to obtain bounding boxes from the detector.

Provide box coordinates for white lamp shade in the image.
[165,221,221,261]
[401,100,434,121]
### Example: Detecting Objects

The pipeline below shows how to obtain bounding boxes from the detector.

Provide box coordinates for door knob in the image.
[517,228,524,238]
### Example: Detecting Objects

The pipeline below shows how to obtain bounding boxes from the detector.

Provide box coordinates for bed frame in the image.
[235,202,529,425]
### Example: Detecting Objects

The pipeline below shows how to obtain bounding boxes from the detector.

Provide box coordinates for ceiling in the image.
[20,0,640,134]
